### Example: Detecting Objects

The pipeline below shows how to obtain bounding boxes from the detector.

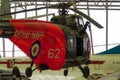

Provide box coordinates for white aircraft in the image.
[98,71,120,80]
[0,45,120,80]
[89,45,120,80]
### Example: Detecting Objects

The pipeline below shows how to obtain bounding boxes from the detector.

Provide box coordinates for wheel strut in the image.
[25,61,37,77]
[68,51,90,78]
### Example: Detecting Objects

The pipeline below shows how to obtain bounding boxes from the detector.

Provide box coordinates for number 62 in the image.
[48,48,60,58]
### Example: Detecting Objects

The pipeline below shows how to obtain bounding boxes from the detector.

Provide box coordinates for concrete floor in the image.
[0,64,87,80]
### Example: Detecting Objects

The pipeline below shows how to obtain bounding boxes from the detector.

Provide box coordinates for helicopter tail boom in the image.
[0,21,14,38]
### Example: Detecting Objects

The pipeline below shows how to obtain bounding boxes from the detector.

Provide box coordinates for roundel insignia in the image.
[30,41,40,59]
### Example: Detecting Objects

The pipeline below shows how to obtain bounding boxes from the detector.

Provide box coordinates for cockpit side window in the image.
[66,15,84,32]
[75,17,81,32]
[78,16,84,32]
[79,17,84,26]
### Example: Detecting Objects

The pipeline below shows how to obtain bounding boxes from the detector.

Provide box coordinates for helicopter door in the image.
[66,36,76,58]
[76,37,82,56]
[76,36,89,57]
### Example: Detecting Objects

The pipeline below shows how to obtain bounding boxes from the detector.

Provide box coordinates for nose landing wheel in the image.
[83,66,90,78]
[25,67,32,77]
[64,69,68,76]
[25,61,37,77]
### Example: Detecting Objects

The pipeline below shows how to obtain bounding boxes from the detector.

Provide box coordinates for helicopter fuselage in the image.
[0,14,91,69]
[51,14,91,66]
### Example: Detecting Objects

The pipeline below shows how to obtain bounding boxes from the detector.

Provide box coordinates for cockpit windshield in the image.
[50,15,84,32]
[66,15,84,32]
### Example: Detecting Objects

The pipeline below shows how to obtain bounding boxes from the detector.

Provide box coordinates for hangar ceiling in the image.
[10,0,120,10]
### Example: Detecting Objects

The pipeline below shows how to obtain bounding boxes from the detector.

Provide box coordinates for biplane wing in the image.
[89,45,120,80]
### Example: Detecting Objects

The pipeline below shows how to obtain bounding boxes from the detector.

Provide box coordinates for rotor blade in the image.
[69,7,103,29]
[18,13,54,20]
[0,2,78,16]
[0,6,48,16]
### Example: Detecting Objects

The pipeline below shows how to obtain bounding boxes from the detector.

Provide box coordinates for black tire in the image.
[83,66,90,78]
[64,69,68,76]
[25,67,32,77]
[30,41,40,59]
[12,66,21,80]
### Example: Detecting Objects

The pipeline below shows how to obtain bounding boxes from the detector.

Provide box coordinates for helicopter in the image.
[0,2,103,78]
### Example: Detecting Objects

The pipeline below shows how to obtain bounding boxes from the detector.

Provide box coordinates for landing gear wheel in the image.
[30,41,40,59]
[83,66,90,78]
[25,67,32,77]
[64,69,68,76]
[12,66,21,80]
